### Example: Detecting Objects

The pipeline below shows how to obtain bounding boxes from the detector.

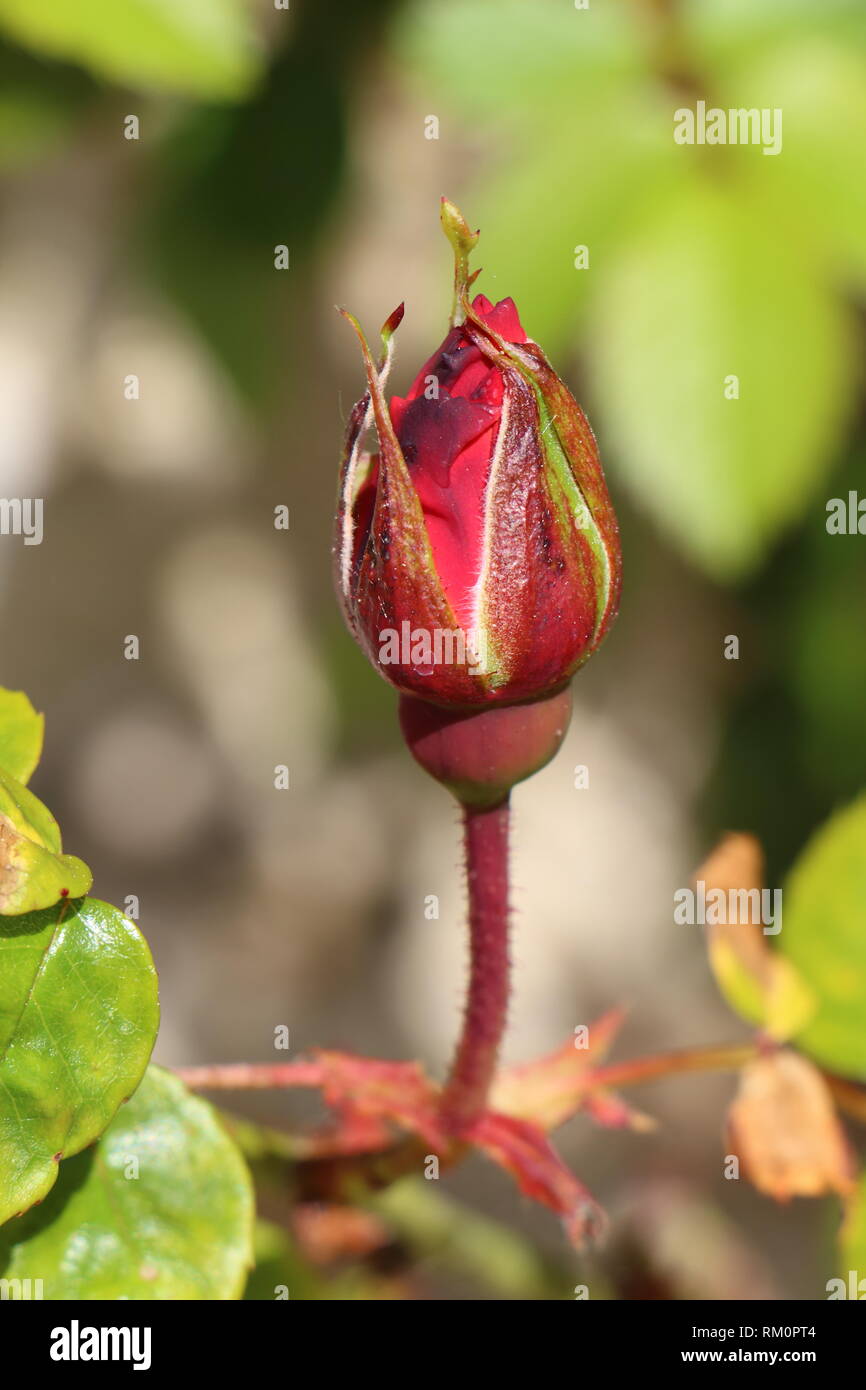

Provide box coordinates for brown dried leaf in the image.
[727,1050,855,1201]
[699,833,814,1040]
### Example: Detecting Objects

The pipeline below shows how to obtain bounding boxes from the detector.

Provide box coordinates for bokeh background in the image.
[1,0,864,1298]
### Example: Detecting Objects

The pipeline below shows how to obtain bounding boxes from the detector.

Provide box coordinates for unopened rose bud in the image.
[334,199,621,712]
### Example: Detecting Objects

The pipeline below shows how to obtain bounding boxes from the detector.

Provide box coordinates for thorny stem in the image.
[439,797,512,1135]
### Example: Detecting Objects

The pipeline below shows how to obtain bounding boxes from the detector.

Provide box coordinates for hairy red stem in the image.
[439,797,511,1134]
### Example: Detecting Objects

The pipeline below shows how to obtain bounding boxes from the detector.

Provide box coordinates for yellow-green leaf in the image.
[699,835,815,1041]
[0,767,91,914]
[781,795,866,1079]
[0,689,43,785]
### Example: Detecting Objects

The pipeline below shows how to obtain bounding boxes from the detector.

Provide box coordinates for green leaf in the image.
[0,1067,254,1300]
[0,897,158,1224]
[0,766,60,850]
[682,0,866,65]
[839,1168,866,1286]
[397,0,643,122]
[0,0,261,100]
[0,767,92,914]
[440,84,679,356]
[588,175,852,580]
[0,688,43,784]
[781,794,866,1079]
[683,18,866,298]
[709,932,816,1043]
[397,0,675,354]
[734,41,866,295]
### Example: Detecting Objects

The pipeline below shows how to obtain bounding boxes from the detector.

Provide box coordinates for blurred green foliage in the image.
[782,794,866,1079]
[0,40,95,169]
[143,2,398,402]
[0,0,262,99]
[707,445,866,879]
[4,0,861,571]
[840,1171,866,1284]
[397,0,864,581]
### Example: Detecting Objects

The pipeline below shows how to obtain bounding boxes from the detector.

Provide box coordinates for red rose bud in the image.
[334,199,621,709]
